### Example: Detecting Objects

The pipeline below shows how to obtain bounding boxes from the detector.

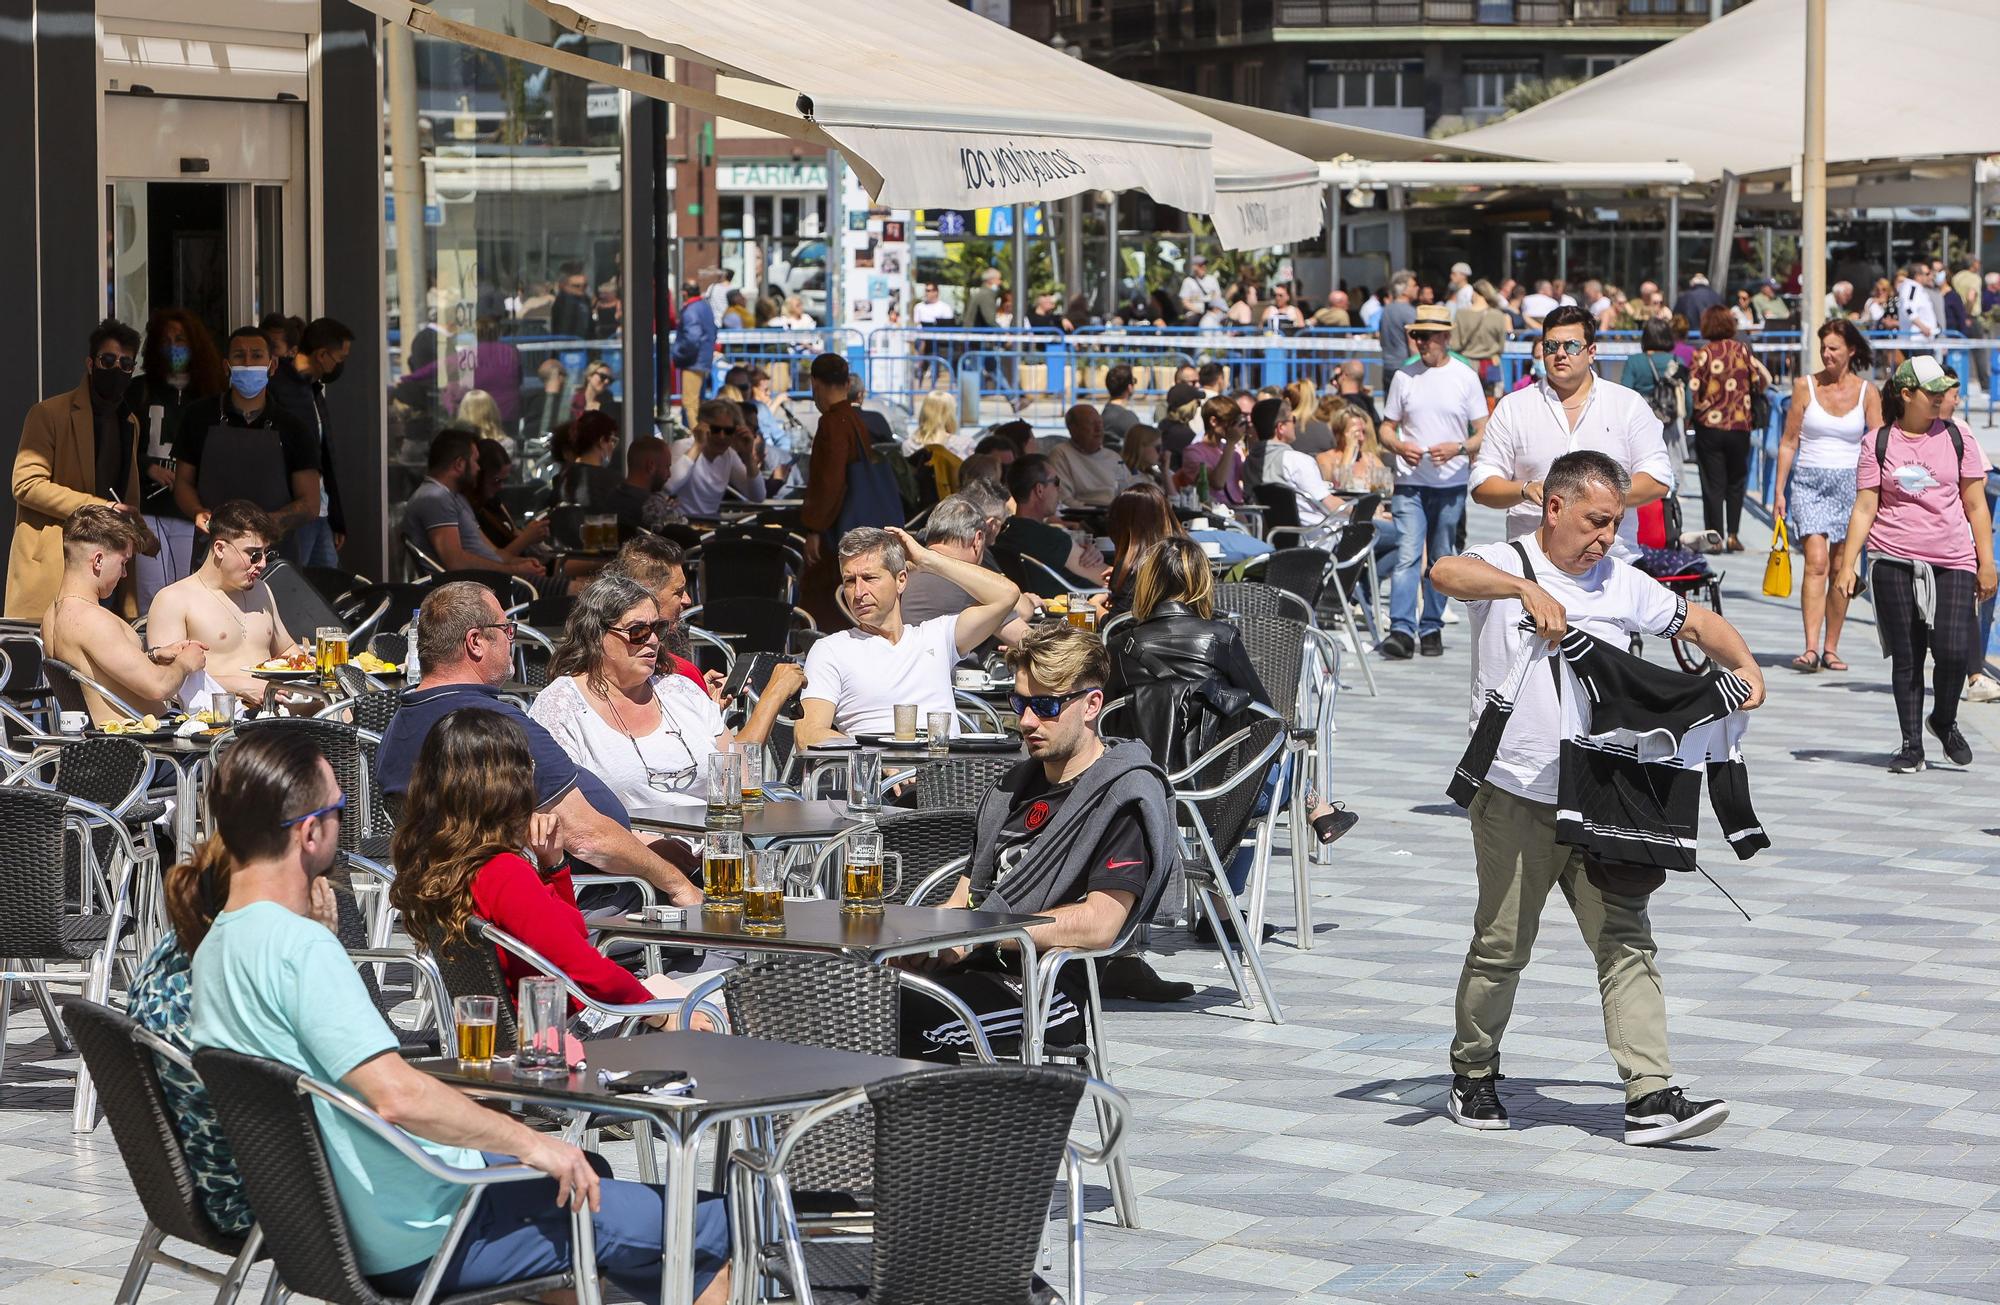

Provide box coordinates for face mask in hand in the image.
[88,367,133,404]
[230,366,271,399]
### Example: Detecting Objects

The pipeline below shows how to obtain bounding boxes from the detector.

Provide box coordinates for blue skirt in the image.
[1787,462,1857,540]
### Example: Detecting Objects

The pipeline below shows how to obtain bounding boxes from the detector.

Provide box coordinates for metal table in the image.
[626,797,860,842]
[414,1031,934,1305]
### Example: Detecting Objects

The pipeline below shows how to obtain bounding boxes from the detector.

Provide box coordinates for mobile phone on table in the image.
[600,1068,693,1094]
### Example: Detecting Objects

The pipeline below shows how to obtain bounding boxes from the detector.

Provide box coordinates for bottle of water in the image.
[404,610,422,688]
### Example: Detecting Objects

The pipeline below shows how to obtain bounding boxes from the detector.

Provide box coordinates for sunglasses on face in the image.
[282,792,348,828]
[1547,339,1592,357]
[1008,687,1095,719]
[610,620,668,646]
[94,352,138,373]
[708,424,740,437]
[226,541,272,565]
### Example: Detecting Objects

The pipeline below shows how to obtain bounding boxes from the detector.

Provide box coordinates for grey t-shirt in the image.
[900,571,973,628]
[406,478,504,565]
[1100,402,1140,444]
[1379,301,1417,369]
[1294,419,1335,457]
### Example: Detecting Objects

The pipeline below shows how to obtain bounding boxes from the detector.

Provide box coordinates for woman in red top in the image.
[1689,305,1773,552]
[390,706,703,1027]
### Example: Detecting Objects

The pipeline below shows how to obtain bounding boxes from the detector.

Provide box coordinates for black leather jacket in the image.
[1105,602,1270,771]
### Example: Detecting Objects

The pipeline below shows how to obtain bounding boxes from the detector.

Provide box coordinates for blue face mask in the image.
[230,365,271,399]
[167,344,191,372]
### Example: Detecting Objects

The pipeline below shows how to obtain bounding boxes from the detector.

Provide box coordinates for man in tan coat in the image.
[8,320,155,618]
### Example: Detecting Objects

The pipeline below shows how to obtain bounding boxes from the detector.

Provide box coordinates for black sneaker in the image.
[1888,742,1927,773]
[1381,632,1417,660]
[1624,1086,1729,1146]
[1447,1074,1509,1131]
[1926,715,1974,766]
[1420,632,1444,657]
[1095,955,1196,1004]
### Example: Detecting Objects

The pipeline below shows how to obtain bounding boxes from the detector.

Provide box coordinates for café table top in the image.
[628,797,861,839]
[414,1030,934,1118]
[598,899,1049,957]
[21,727,224,754]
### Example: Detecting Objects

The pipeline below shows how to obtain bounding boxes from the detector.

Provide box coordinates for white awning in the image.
[1145,91,1324,249]
[1450,0,2000,181]
[516,0,1216,213]
[1156,87,1524,164]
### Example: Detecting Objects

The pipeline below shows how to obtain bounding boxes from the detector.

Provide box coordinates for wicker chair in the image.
[1260,546,1330,614]
[876,809,977,905]
[65,1002,269,1304]
[42,655,150,722]
[728,1064,1123,1305]
[907,756,1017,812]
[1213,581,1315,626]
[193,1047,590,1305]
[0,786,144,1131]
[691,535,801,606]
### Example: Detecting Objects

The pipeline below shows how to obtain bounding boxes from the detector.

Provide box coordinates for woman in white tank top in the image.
[1773,320,1883,672]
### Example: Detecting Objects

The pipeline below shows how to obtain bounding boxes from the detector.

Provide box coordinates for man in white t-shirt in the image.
[1431,449,1763,1146]
[1520,280,1561,328]
[667,399,766,518]
[1377,304,1488,659]
[1448,262,1475,311]
[913,283,956,328]
[1251,398,1341,527]
[1470,305,1673,558]
[1177,255,1222,322]
[797,525,1023,744]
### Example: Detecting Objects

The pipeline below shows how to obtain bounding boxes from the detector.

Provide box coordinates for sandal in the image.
[1310,801,1360,845]
[1821,652,1849,672]
[1791,650,1821,672]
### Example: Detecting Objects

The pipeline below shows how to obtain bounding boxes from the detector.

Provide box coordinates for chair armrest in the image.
[346,946,453,1034]
[904,858,969,906]
[674,972,730,1034]
[296,1076,552,1187]
[481,920,683,1024]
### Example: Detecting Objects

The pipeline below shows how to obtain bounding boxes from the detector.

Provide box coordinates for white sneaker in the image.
[1964,675,2000,703]
[1441,603,1461,625]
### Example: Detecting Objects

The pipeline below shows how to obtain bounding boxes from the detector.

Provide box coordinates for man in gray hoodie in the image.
[897,621,1180,1060]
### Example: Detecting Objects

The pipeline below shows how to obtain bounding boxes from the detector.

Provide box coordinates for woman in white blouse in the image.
[529,574,790,818]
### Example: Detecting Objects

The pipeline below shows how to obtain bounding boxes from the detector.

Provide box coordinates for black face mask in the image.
[89,367,134,405]
[320,361,345,385]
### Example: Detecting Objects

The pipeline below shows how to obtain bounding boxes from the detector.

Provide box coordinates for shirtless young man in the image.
[146,499,305,707]
[41,504,208,723]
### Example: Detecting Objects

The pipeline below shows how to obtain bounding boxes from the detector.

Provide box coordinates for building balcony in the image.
[1272,0,1717,28]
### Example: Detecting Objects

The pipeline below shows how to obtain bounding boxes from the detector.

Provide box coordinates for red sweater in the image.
[668,653,708,695]
[468,853,652,1008]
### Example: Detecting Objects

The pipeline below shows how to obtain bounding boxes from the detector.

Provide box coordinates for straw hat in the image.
[1405,304,1454,335]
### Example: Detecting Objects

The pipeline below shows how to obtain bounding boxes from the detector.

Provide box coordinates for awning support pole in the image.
[1012,204,1029,323]
[1063,194,1083,309]
[1103,192,1119,318]
[1665,190,1680,298]
[1326,182,1342,304]
[826,149,845,330]
[385,22,426,387]
[1709,170,1740,292]
[1801,0,1827,369]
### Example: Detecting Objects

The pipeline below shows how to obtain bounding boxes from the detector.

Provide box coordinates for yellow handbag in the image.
[1762,516,1794,598]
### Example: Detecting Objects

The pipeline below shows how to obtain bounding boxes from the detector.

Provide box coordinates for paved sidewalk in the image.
[0,503,1995,1303]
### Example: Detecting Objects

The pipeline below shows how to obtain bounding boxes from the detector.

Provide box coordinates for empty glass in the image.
[707,751,743,827]
[741,851,785,935]
[926,711,953,758]
[514,977,567,1076]
[846,748,883,813]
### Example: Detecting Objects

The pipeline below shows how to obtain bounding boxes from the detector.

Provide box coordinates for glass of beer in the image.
[841,833,902,915]
[892,703,919,742]
[737,745,765,811]
[741,851,785,935]
[315,626,349,688]
[514,977,567,1077]
[703,828,744,908]
[452,996,498,1066]
[706,751,743,827]
[926,711,953,758]
[845,748,883,813]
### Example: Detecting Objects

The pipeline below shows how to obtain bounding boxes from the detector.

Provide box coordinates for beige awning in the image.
[1155,87,1525,164]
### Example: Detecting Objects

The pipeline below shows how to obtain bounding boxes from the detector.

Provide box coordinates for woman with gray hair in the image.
[528,572,738,816]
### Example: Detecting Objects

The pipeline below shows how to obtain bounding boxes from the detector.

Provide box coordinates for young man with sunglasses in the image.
[667,399,765,518]
[895,621,1179,1060]
[147,499,307,710]
[1470,304,1674,561]
[8,318,157,618]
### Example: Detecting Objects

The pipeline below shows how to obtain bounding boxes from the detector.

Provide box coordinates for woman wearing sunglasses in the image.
[529,572,789,818]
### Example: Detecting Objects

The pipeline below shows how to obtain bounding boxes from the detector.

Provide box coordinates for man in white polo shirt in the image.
[1251,397,1342,528]
[1378,304,1488,659]
[1469,305,1673,560]
[797,525,1023,744]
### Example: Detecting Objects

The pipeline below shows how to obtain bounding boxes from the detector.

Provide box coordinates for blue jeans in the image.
[370,1153,729,1305]
[1387,485,1467,638]
[282,518,339,569]
[1226,760,1288,894]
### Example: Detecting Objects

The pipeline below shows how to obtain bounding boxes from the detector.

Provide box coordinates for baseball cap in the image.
[1451,262,1472,277]
[1892,355,1959,394]
[1165,382,1205,410]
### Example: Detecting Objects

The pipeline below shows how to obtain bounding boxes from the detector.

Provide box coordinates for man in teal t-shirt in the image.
[188,732,731,1303]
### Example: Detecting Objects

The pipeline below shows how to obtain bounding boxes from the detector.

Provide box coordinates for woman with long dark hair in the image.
[390,707,700,1022]
[1105,481,1185,614]
[131,729,338,1240]
[131,308,227,607]
[1834,359,1997,772]
[1772,319,1881,672]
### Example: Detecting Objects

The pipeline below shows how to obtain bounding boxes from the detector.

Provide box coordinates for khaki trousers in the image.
[679,370,708,427]
[1451,784,1672,1101]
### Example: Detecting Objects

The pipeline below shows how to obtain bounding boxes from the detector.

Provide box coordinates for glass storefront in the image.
[383,0,627,550]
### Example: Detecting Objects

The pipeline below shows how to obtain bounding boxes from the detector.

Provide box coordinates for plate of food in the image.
[352,651,399,675]
[98,713,189,741]
[254,651,320,682]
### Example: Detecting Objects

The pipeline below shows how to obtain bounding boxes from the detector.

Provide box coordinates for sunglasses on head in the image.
[94,352,138,373]
[1008,687,1096,719]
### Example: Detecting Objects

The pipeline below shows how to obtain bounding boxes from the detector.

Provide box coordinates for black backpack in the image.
[1872,423,1964,479]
